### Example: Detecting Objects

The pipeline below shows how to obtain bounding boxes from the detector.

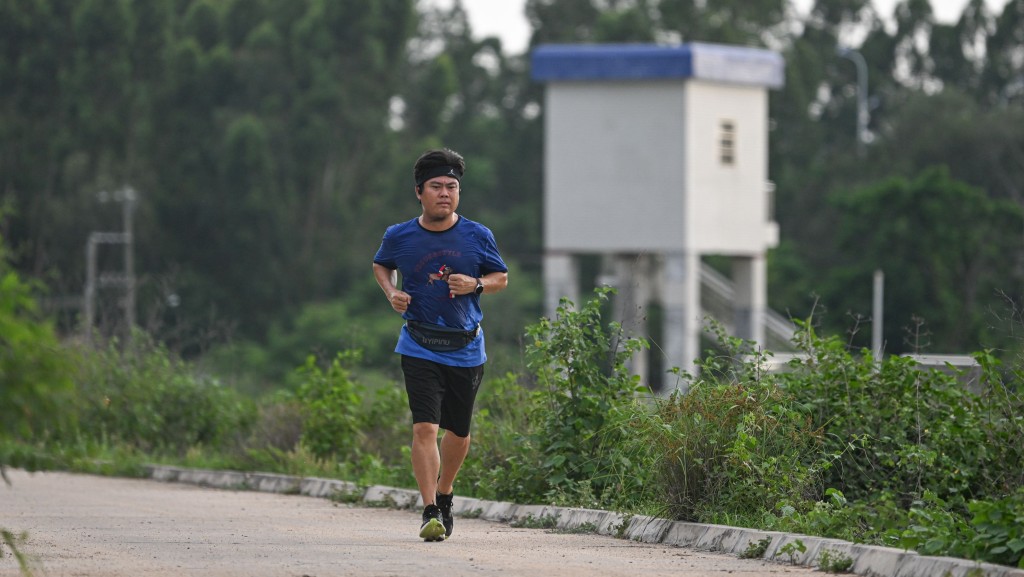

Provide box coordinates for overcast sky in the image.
[426,0,1012,55]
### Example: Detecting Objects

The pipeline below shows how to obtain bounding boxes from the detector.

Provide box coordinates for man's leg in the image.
[437,431,471,494]
[411,422,441,505]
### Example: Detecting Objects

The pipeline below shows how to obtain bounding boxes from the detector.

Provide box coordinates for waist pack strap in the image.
[406,320,479,352]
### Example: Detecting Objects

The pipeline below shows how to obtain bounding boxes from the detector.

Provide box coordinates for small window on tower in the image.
[720,120,735,165]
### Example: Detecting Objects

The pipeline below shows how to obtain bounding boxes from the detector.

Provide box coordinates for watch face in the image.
[475,280,484,295]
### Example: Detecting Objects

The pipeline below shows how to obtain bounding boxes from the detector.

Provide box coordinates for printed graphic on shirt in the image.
[427,264,453,286]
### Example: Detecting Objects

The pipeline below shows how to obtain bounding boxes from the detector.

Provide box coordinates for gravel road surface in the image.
[1,470,832,577]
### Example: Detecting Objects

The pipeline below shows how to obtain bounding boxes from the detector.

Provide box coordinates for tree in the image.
[828,166,1024,352]
[0,228,72,468]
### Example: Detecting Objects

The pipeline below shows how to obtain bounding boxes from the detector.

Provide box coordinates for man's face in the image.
[417,176,460,220]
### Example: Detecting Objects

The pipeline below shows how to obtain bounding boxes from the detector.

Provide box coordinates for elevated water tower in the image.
[531,43,785,387]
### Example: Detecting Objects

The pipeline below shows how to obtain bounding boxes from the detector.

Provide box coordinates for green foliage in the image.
[782,323,1023,506]
[0,233,74,450]
[635,326,829,522]
[488,288,648,505]
[458,371,533,500]
[1,528,36,577]
[647,383,825,521]
[293,350,408,471]
[740,536,772,559]
[67,334,256,456]
[202,292,405,394]
[818,549,853,573]
[964,488,1024,568]
[897,488,1024,569]
[294,351,366,462]
[779,539,807,563]
[509,514,559,530]
[828,166,1024,352]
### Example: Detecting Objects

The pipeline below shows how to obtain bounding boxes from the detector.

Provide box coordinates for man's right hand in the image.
[388,291,411,313]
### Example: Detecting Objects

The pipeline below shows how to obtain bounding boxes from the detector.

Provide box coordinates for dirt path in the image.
[1,470,831,576]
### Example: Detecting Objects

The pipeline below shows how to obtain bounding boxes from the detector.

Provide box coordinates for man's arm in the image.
[446,271,508,296]
[477,271,508,295]
[373,263,410,313]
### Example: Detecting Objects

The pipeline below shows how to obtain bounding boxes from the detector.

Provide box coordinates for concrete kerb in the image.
[896,555,1024,577]
[362,485,418,509]
[849,544,917,577]
[622,514,672,543]
[144,465,1024,577]
[662,521,710,548]
[299,476,359,499]
[765,533,843,565]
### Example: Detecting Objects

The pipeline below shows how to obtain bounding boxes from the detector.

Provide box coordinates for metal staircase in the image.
[698,262,798,352]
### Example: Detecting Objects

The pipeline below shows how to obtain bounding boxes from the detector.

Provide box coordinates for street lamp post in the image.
[837,46,870,157]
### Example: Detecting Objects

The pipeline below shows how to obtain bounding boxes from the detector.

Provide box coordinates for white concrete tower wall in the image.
[532,43,785,386]
[684,82,778,253]
[542,251,579,318]
[542,81,687,252]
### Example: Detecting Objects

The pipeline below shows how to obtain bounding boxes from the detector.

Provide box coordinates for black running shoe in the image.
[419,504,446,541]
[436,492,454,538]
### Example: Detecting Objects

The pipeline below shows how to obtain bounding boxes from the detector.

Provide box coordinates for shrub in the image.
[649,378,827,522]
[69,335,255,456]
[639,326,829,522]
[293,350,408,469]
[294,351,365,462]
[781,323,1011,504]
[964,488,1024,568]
[487,288,648,505]
[458,371,534,500]
[0,233,74,455]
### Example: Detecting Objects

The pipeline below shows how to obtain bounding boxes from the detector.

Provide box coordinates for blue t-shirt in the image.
[373,215,508,367]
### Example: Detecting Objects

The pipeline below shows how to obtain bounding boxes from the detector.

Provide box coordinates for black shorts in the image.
[401,355,484,438]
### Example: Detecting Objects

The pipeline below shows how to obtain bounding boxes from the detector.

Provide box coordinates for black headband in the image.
[416,165,463,187]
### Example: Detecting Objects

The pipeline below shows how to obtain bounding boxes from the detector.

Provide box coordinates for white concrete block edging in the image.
[145,465,1024,577]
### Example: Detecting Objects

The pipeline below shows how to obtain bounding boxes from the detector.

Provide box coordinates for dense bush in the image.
[68,335,257,456]
[0,234,74,456]
[458,371,533,500]
[483,288,648,505]
[293,350,408,472]
[780,324,1024,506]
[644,375,828,522]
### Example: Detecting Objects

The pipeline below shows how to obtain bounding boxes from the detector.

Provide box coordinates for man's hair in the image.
[414,148,466,188]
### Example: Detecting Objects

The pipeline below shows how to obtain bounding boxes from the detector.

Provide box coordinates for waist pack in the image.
[406,320,479,352]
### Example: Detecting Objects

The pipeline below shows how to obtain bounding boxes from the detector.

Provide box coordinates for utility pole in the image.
[83,186,137,344]
[837,46,870,157]
[872,269,884,363]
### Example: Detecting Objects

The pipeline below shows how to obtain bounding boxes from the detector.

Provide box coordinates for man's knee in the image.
[412,422,440,442]
[443,431,471,447]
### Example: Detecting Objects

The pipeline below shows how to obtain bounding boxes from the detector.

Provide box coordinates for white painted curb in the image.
[146,465,1024,577]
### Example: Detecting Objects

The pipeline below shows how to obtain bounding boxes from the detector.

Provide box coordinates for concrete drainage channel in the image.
[147,465,1024,577]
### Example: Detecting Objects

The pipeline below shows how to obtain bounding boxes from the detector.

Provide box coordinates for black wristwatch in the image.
[474,278,484,295]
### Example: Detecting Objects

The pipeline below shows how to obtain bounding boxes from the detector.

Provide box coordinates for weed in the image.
[818,549,853,573]
[362,495,398,509]
[739,536,772,559]
[779,539,807,564]
[613,514,634,539]
[510,514,559,529]
[328,489,364,504]
[555,522,599,535]
[461,508,484,519]
[1,529,36,577]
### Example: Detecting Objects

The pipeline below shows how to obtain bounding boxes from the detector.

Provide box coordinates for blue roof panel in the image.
[531,44,695,81]
[531,42,784,89]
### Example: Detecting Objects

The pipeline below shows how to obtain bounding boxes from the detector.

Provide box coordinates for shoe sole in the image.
[419,518,446,541]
